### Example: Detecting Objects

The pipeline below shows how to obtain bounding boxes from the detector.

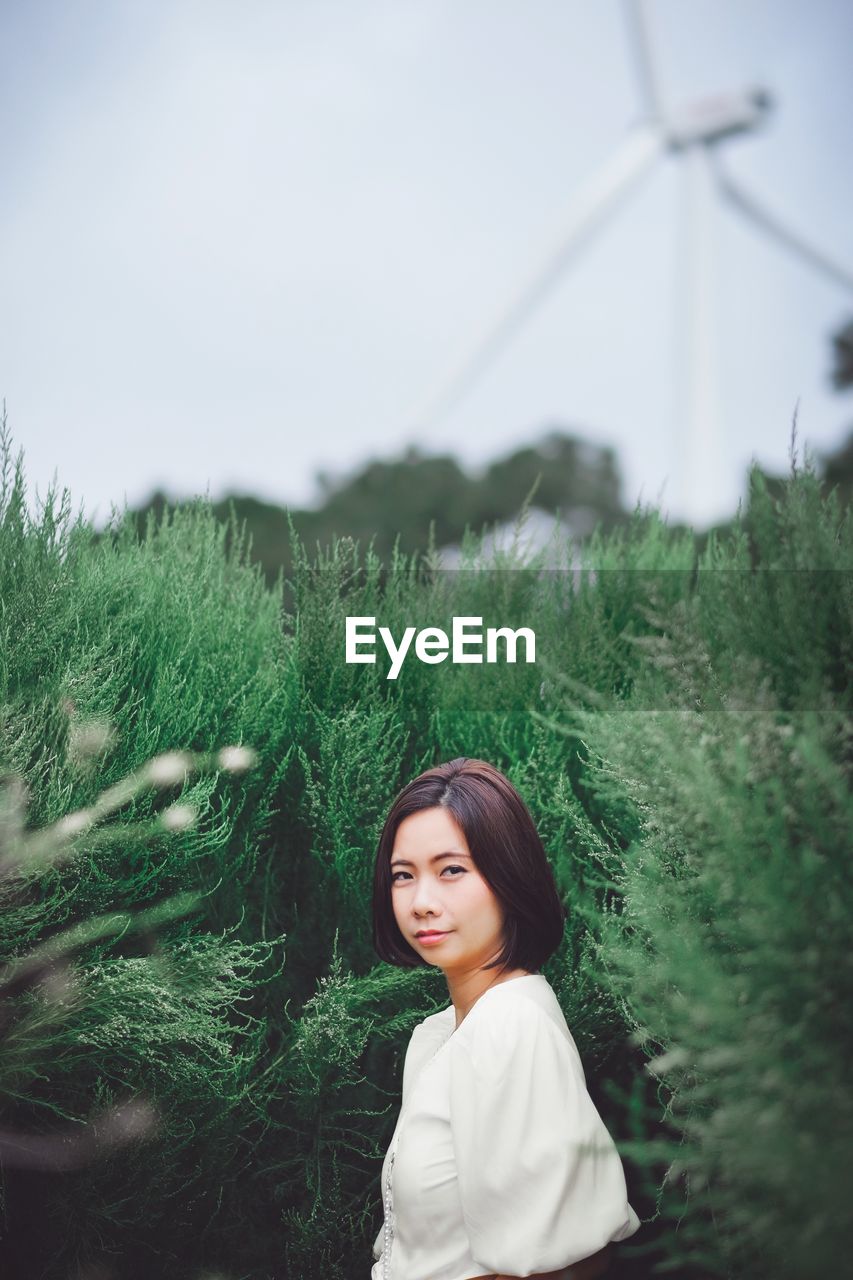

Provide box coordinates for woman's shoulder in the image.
[464,973,568,1035]
[414,1002,456,1038]
[401,1003,455,1102]
[404,1002,455,1062]
[453,974,584,1079]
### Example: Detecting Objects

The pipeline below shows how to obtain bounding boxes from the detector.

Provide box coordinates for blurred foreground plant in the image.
[538,455,853,1279]
[0,734,256,1176]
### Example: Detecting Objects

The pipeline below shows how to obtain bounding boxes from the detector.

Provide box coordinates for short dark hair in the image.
[372,758,567,973]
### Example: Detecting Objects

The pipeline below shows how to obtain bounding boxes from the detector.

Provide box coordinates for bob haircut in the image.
[372,757,567,974]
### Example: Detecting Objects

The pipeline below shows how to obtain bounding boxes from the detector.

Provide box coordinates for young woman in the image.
[370,758,640,1280]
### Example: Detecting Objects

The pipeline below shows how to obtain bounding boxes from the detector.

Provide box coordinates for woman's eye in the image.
[391,866,466,882]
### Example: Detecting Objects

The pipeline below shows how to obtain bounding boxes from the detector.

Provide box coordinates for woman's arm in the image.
[473,1240,613,1280]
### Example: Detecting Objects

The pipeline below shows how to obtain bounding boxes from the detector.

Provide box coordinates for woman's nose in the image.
[411,876,441,912]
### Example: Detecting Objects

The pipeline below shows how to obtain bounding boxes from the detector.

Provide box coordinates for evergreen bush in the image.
[0,410,849,1279]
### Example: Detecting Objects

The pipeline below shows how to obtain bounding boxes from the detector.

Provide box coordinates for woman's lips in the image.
[415,931,450,945]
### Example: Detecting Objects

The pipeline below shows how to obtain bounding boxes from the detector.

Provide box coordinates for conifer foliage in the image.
[0,409,849,1279]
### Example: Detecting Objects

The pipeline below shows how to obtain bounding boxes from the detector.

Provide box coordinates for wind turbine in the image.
[402,0,853,530]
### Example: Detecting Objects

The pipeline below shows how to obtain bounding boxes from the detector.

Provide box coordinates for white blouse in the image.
[371,973,640,1280]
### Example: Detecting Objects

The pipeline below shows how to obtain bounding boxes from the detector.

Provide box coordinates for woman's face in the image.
[390,805,506,974]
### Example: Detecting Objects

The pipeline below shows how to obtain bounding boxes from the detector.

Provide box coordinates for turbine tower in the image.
[403,0,853,529]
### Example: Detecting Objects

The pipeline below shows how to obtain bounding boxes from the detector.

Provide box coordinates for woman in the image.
[370,758,641,1280]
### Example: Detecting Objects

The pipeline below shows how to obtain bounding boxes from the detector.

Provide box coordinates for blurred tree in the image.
[304,447,476,552]
[818,316,853,509]
[830,316,853,390]
[473,430,623,535]
[128,430,629,586]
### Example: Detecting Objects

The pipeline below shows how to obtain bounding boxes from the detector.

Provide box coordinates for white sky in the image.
[2,0,852,531]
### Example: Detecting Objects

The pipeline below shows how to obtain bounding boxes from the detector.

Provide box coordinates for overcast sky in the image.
[2,0,852,531]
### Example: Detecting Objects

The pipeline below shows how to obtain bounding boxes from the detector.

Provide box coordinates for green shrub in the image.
[1,407,849,1279]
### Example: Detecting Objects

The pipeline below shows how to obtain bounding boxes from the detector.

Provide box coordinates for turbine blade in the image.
[711,152,853,294]
[402,125,663,435]
[623,0,667,122]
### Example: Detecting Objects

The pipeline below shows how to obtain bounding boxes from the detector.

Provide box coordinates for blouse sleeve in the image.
[448,996,640,1277]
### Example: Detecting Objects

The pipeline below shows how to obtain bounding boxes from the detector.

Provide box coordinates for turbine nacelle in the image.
[664,85,774,151]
